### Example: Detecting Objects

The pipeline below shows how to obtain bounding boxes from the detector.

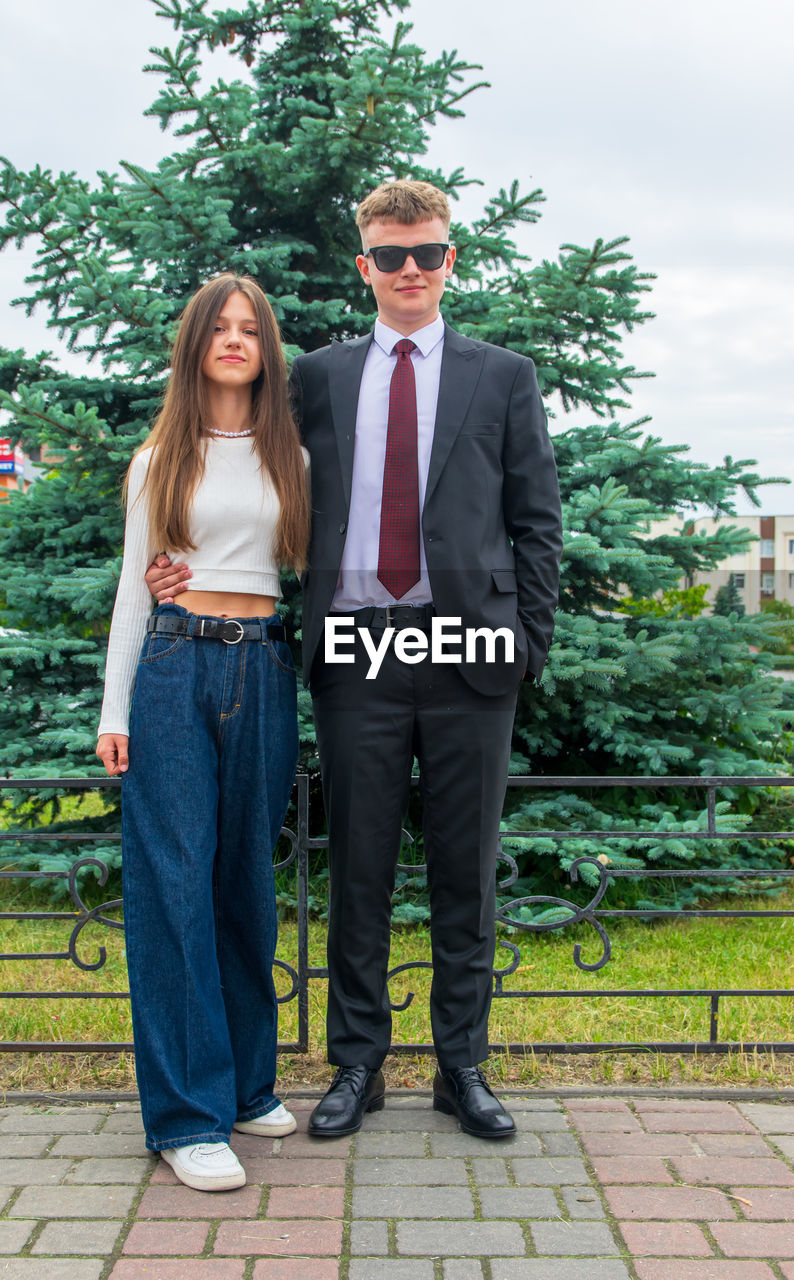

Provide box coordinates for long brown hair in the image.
[130,274,309,570]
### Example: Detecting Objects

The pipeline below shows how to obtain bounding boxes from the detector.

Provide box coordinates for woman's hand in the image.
[145,553,191,603]
[96,734,130,776]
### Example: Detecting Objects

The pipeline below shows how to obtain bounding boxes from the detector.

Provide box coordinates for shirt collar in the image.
[373,314,445,359]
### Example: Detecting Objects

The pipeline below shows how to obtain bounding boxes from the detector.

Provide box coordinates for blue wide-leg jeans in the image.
[121,604,298,1152]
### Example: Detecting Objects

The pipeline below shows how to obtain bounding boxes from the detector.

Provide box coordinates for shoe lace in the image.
[450,1066,491,1096]
[332,1065,369,1090]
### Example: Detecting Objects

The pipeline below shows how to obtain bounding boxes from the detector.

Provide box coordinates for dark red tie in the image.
[377,339,420,600]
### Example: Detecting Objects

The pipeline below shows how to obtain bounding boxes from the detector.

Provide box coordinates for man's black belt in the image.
[147,615,286,645]
[342,604,435,631]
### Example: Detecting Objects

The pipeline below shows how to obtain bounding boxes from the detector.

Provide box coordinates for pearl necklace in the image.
[206,427,255,438]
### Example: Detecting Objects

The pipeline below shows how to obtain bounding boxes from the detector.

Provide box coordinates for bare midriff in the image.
[173,588,278,619]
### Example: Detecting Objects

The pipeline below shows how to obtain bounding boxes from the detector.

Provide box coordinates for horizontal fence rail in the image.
[1,774,793,1057]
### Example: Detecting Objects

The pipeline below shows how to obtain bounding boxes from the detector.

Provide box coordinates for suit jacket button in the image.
[339,523,346,534]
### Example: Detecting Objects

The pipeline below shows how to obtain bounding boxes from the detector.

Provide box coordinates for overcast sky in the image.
[1,0,791,514]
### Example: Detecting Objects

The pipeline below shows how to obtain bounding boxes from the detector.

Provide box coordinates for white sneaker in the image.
[160,1141,246,1191]
[233,1102,297,1137]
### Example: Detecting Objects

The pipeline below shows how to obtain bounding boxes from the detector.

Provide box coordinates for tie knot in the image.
[393,339,416,359]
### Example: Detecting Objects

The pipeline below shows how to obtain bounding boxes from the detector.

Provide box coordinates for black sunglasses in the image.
[364,242,449,272]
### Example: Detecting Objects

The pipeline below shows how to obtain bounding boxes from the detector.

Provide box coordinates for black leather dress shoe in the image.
[433,1066,516,1139]
[308,1065,386,1137]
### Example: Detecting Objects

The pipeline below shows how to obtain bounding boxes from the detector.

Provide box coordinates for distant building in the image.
[652,514,794,612]
[0,439,42,498]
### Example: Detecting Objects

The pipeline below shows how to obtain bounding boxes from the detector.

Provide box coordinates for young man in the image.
[147,180,562,1139]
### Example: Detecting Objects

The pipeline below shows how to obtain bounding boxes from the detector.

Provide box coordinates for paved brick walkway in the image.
[1,1093,793,1278]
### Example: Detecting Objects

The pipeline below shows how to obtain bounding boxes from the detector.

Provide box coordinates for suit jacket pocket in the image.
[457,421,499,437]
[492,569,517,593]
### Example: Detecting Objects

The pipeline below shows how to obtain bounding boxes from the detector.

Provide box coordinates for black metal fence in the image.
[2,774,793,1056]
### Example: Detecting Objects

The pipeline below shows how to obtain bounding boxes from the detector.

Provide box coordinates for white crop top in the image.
[97,436,308,737]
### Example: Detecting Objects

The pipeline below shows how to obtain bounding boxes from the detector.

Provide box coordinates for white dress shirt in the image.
[331,314,444,611]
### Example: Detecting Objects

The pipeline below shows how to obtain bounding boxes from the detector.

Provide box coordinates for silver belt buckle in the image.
[223,619,245,645]
[385,603,395,627]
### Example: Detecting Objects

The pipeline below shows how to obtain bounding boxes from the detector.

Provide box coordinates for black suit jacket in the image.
[289,323,562,695]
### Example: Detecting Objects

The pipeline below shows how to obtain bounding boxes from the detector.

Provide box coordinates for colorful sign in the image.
[0,439,21,475]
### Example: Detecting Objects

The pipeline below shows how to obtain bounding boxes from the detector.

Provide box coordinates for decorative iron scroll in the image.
[494,855,612,972]
[66,857,123,973]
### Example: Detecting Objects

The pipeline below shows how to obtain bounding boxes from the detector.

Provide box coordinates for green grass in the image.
[2,887,793,1092]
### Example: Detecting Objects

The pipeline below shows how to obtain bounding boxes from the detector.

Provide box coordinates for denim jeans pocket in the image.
[266,639,296,675]
[139,631,186,664]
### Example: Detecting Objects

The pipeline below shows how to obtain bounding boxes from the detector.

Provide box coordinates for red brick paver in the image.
[605,1185,737,1219]
[640,1111,755,1133]
[111,1262,245,1279]
[235,1157,346,1185]
[214,1219,343,1257]
[733,1185,794,1218]
[579,1132,695,1157]
[591,1156,673,1183]
[266,1186,345,1217]
[672,1156,794,1185]
[634,1264,776,1280]
[137,1185,262,1218]
[123,1221,212,1254]
[618,1221,712,1256]
[567,1110,642,1131]
[710,1221,794,1257]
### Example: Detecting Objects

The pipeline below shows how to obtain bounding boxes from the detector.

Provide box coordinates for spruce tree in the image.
[0,0,790,899]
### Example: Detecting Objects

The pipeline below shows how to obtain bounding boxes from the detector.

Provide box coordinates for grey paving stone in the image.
[363,1110,449,1132]
[504,1100,562,1113]
[430,1131,542,1157]
[354,1157,468,1185]
[64,1156,150,1184]
[530,1221,619,1255]
[355,1132,428,1158]
[100,1110,146,1134]
[517,1112,569,1132]
[0,1135,52,1157]
[492,1263,630,1280]
[349,1219,389,1255]
[478,1187,558,1218]
[396,1219,525,1256]
[739,1103,794,1133]
[0,1158,75,1186]
[0,1264,104,1279]
[512,1157,589,1185]
[0,1220,36,1254]
[0,1186,14,1211]
[561,1186,606,1219]
[52,1133,149,1158]
[0,1109,106,1135]
[442,1264,483,1280]
[542,1133,581,1157]
[471,1157,511,1185]
[10,1184,137,1218]
[353,1186,475,1218]
[350,1263,435,1280]
[31,1219,125,1255]
[773,1135,794,1158]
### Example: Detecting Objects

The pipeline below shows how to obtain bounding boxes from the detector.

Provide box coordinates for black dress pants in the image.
[311,623,520,1069]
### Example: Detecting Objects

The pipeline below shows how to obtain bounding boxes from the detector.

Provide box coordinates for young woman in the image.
[96,274,310,1192]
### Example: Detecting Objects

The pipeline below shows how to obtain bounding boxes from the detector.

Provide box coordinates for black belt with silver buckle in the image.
[346,604,435,631]
[147,615,286,645]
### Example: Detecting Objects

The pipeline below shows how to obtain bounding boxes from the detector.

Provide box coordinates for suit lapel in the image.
[328,333,372,509]
[425,324,485,505]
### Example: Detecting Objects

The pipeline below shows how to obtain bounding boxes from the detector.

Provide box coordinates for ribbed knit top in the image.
[98,436,307,737]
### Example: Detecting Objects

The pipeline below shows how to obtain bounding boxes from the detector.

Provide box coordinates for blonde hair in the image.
[356,180,451,236]
[129,274,309,571]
